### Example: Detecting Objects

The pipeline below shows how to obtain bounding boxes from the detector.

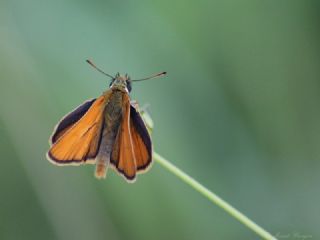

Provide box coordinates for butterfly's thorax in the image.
[104,90,123,124]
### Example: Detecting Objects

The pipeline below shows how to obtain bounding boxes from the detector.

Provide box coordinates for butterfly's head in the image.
[110,73,132,93]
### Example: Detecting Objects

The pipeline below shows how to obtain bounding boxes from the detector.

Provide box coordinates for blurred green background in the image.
[1,0,320,239]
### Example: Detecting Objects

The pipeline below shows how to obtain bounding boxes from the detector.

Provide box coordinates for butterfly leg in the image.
[131,102,154,133]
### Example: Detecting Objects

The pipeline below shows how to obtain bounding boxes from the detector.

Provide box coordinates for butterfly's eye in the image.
[126,80,132,92]
[109,79,115,87]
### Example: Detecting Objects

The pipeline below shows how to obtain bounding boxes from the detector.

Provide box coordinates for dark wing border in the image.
[50,98,96,144]
[130,105,152,171]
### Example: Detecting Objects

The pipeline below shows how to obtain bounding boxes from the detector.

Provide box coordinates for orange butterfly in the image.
[47,60,166,182]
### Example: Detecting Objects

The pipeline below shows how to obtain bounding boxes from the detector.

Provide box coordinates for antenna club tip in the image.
[86,59,97,68]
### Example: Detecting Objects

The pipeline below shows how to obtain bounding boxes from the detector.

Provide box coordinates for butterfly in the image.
[47,59,166,182]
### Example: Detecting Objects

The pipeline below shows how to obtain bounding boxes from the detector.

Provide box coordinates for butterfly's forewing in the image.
[47,92,111,165]
[111,93,137,181]
[50,99,96,144]
[130,105,152,171]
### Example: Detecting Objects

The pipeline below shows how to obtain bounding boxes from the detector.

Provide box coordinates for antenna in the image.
[86,59,114,79]
[131,71,167,82]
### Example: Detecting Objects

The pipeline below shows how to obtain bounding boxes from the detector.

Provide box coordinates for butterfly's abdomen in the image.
[95,91,123,178]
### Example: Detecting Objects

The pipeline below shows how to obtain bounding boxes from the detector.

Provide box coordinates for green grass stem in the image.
[153,152,277,240]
